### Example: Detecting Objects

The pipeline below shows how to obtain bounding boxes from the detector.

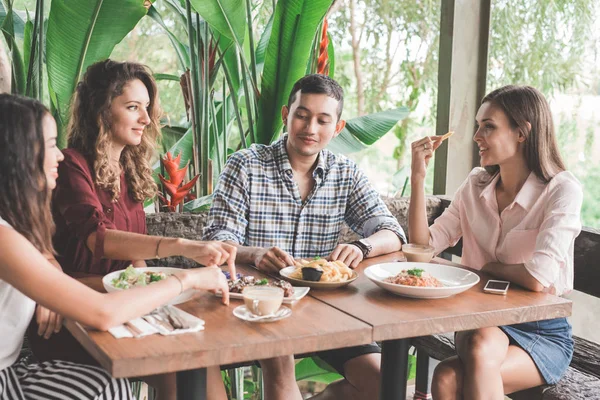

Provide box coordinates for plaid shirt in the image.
[203,135,406,258]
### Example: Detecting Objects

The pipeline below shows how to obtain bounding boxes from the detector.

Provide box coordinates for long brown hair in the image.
[67,59,161,202]
[0,94,55,254]
[481,85,565,183]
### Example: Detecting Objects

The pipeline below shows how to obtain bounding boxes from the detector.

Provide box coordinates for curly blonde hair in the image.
[67,59,161,202]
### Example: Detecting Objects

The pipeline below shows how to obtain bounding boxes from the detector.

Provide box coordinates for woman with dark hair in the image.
[0,93,234,399]
[27,59,234,399]
[408,85,581,399]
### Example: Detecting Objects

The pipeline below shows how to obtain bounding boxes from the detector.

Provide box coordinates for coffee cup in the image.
[242,286,284,316]
[402,244,435,263]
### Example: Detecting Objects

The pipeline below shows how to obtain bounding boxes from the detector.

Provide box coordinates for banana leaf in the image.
[255,13,273,78]
[0,1,25,39]
[327,107,410,154]
[189,0,245,47]
[256,0,334,144]
[1,3,25,94]
[46,0,150,143]
[327,32,335,78]
[183,193,213,213]
[147,5,189,71]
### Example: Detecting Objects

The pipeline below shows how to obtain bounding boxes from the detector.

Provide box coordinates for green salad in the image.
[111,266,168,289]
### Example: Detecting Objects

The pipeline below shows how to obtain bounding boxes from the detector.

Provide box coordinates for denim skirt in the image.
[500,317,573,384]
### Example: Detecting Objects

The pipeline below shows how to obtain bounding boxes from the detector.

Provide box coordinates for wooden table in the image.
[308,252,573,400]
[65,265,373,400]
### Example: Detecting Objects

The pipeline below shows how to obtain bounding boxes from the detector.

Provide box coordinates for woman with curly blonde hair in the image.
[27,60,233,400]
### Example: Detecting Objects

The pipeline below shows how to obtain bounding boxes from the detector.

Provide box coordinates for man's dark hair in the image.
[287,74,344,120]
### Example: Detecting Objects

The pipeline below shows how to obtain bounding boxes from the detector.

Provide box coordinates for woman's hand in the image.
[181,239,237,274]
[179,266,231,304]
[36,304,63,339]
[411,136,444,182]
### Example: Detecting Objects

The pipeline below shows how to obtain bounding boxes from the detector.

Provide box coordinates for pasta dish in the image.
[384,268,443,287]
[291,258,353,283]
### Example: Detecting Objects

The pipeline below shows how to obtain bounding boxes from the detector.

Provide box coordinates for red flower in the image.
[158,152,199,212]
[317,20,329,75]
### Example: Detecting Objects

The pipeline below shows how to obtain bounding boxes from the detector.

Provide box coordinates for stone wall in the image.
[146,195,449,268]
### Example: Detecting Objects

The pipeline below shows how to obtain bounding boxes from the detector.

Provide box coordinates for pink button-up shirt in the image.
[429,168,582,296]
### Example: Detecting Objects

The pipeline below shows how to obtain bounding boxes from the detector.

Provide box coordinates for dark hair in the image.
[67,59,161,202]
[481,85,565,183]
[287,74,344,120]
[0,94,55,254]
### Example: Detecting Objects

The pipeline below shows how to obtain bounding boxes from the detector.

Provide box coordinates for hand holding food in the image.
[291,258,354,283]
[411,131,453,182]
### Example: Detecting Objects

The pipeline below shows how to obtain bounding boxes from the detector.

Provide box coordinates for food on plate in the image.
[301,267,324,282]
[291,258,353,283]
[111,265,168,289]
[384,268,443,287]
[227,274,295,297]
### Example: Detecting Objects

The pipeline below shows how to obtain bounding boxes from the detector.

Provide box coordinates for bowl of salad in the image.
[102,266,195,305]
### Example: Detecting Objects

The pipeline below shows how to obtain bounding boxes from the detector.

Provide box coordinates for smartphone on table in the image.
[483,280,510,295]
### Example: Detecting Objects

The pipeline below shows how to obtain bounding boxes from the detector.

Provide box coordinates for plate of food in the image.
[103,266,195,305]
[279,258,358,289]
[364,262,480,299]
[215,274,310,304]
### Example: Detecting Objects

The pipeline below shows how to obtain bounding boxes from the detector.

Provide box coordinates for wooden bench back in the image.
[437,199,600,298]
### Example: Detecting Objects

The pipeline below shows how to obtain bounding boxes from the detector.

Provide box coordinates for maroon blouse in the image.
[52,148,147,274]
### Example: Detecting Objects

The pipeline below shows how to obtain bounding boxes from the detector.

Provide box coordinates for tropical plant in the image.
[150,0,409,212]
[1,0,153,147]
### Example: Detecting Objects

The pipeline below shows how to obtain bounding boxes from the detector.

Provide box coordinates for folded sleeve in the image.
[53,152,115,262]
[202,152,249,244]
[345,165,406,243]
[524,178,583,289]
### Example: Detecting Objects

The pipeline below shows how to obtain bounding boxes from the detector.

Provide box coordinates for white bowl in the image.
[102,267,195,305]
[364,262,480,299]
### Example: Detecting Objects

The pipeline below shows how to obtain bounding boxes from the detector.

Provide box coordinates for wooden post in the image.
[433,0,491,195]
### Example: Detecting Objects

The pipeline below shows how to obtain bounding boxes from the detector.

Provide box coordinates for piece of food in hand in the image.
[441,131,454,141]
[301,267,324,282]
[384,268,443,287]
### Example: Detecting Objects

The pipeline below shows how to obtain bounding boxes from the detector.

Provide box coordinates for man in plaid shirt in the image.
[204,74,406,400]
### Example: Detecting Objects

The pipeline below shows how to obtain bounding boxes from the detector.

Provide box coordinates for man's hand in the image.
[253,247,295,273]
[329,244,364,269]
[36,304,63,339]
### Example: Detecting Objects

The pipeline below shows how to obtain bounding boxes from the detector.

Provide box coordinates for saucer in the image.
[232,305,292,323]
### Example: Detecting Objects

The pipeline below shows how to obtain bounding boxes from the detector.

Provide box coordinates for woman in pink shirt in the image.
[409,85,582,399]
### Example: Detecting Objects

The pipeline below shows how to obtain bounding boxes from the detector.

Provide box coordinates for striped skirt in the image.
[0,359,132,400]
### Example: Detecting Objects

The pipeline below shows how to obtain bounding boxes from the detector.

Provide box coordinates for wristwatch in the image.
[349,239,372,258]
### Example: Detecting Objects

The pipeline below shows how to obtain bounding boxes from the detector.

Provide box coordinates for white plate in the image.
[216,286,310,304]
[103,267,195,305]
[279,266,358,289]
[233,305,292,323]
[364,262,480,299]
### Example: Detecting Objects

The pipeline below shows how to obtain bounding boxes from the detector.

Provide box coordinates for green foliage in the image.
[255,0,333,144]
[46,0,150,145]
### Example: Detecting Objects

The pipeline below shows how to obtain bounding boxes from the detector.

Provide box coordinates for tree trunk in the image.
[0,39,11,93]
[349,0,365,116]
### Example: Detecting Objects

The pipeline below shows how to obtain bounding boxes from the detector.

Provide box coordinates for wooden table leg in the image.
[177,368,207,400]
[380,338,410,400]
